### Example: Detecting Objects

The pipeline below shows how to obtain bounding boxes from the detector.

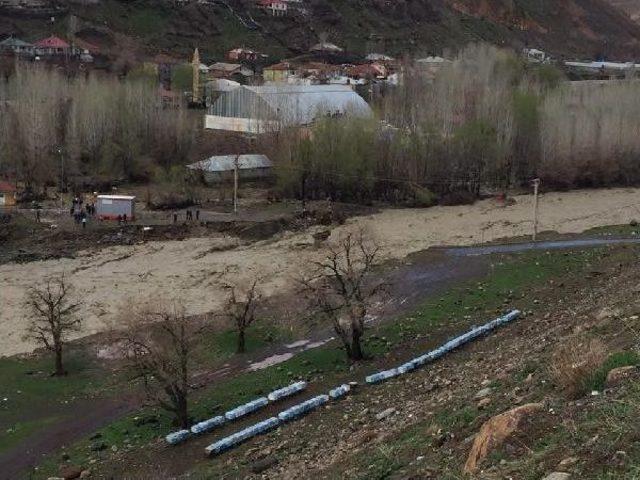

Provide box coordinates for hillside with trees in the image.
[2,0,640,64]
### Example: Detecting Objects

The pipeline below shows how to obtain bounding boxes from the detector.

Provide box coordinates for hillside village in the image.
[4,1,640,480]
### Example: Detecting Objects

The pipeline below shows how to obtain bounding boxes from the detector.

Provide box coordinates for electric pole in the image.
[532,178,540,242]
[233,155,239,215]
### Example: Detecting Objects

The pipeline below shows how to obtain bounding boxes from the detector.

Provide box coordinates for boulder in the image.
[606,366,637,387]
[59,465,83,480]
[463,403,543,474]
[557,456,578,469]
[474,387,492,399]
[375,408,396,421]
[542,473,571,480]
[251,456,278,474]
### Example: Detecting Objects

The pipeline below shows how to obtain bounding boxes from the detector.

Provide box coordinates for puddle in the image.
[285,340,310,349]
[247,352,294,371]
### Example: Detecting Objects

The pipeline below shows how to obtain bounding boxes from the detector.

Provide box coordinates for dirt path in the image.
[0,396,135,480]
[1,187,639,357]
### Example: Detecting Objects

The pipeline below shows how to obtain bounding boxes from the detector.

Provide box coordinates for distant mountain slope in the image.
[1,0,640,63]
[607,0,640,21]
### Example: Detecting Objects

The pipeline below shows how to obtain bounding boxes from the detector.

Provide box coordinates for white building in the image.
[205,84,373,133]
[187,154,273,183]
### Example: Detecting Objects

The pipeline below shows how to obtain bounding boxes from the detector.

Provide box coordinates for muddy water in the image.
[446,237,640,256]
[247,236,640,373]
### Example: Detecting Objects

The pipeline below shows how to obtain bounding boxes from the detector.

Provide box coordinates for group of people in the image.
[173,209,200,223]
[70,197,94,228]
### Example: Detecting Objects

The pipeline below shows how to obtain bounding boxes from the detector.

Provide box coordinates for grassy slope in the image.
[0,322,285,457]
[25,245,622,479]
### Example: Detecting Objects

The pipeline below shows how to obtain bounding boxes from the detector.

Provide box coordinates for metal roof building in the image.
[0,36,34,55]
[205,85,372,133]
[96,195,136,220]
[187,154,273,183]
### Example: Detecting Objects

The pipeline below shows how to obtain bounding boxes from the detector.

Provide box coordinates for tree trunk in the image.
[176,393,189,429]
[54,345,65,376]
[237,328,246,354]
[349,334,365,361]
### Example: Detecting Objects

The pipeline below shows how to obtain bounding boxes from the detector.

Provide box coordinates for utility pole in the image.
[532,178,540,242]
[233,155,239,215]
[57,146,64,213]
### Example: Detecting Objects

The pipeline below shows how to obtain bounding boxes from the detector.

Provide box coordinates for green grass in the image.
[0,349,113,453]
[196,322,289,365]
[23,245,627,478]
[0,321,285,461]
[584,350,640,393]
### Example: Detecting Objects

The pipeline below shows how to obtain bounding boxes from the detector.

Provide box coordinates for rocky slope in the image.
[1,0,640,63]
[607,0,640,22]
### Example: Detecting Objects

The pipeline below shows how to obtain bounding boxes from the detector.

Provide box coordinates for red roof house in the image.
[346,63,387,80]
[34,36,71,55]
[0,181,17,207]
[257,0,287,16]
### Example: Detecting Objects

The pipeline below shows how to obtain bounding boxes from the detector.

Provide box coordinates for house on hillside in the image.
[257,0,287,16]
[0,181,16,207]
[0,36,34,56]
[208,62,254,82]
[346,63,387,81]
[227,48,266,62]
[34,35,71,56]
[523,48,550,64]
[205,84,373,133]
[415,56,450,79]
[365,53,394,62]
[263,62,295,82]
[187,154,273,183]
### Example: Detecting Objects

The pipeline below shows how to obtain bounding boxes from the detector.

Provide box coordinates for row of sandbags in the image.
[365,310,521,384]
[206,383,352,455]
[166,381,308,445]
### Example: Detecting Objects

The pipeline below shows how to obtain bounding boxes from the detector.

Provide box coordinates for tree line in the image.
[0,65,198,195]
[266,44,640,205]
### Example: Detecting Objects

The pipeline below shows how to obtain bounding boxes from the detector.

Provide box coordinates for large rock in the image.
[606,366,637,387]
[59,465,83,480]
[542,473,571,480]
[463,403,543,474]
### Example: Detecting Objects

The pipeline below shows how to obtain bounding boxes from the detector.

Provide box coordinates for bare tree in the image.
[224,280,261,354]
[119,302,198,429]
[24,275,81,376]
[300,230,385,361]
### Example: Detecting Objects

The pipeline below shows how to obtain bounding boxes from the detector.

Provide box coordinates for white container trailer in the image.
[96,195,136,220]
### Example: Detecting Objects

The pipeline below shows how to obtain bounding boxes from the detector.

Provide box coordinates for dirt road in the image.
[1,187,638,357]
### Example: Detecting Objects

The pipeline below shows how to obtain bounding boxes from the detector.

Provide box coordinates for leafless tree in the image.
[300,230,385,361]
[119,302,199,429]
[224,280,261,354]
[24,275,81,376]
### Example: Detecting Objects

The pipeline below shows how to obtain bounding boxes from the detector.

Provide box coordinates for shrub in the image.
[549,336,608,398]
[587,350,640,392]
